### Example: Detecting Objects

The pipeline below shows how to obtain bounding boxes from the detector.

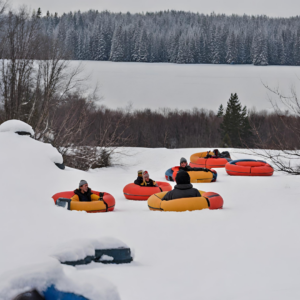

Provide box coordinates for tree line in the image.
[0,4,299,173]
[33,9,300,66]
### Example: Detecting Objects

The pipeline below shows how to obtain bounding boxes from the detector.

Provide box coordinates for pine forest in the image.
[38,10,300,65]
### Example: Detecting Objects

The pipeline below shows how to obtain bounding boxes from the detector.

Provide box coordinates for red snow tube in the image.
[225,159,274,176]
[52,190,115,212]
[203,192,224,209]
[123,181,172,201]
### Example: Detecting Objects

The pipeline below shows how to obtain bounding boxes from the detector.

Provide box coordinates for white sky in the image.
[11,0,300,17]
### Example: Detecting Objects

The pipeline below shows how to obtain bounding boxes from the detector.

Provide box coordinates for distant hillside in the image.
[39,10,300,66]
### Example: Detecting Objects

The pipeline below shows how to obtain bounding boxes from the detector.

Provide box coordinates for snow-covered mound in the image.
[0,259,120,300]
[0,125,63,166]
[0,126,123,300]
[0,119,34,136]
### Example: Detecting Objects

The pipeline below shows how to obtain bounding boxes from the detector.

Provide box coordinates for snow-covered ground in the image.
[1,123,300,299]
[73,61,300,113]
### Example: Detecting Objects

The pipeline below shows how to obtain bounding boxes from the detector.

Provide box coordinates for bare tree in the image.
[249,83,300,175]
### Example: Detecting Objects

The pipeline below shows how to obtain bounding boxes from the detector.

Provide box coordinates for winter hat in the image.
[79,179,88,187]
[175,171,191,185]
[180,157,187,164]
[138,170,143,177]
[143,170,149,177]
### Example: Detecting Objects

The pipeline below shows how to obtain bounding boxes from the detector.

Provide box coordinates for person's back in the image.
[162,171,200,201]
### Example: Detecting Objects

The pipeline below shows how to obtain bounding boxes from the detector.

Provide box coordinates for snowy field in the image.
[74,61,300,113]
[1,123,300,299]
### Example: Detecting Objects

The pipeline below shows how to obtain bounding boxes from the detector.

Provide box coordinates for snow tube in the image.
[54,162,65,170]
[52,190,115,212]
[225,159,274,176]
[148,190,223,212]
[61,248,133,266]
[43,285,88,300]
[13,287,88,300]
[165,166,217,183]
[190,151,232,168]
[123,181,172,200]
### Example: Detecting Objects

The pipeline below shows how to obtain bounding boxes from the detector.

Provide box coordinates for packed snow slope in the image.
[74,61,300,112]
[1,131,300,299]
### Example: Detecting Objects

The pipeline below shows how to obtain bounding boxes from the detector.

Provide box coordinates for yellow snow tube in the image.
[148,191,209,212]
[70,201,107,212]
[190,151,214,163]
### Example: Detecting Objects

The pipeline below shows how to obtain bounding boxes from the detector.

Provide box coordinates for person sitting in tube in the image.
[162,171,200,201]
[71,180,102,202]
[179,157,212,172]
[134,170,158,187]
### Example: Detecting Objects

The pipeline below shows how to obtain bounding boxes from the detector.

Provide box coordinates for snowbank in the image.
[0,119,34,136]
[0,259,120,300]
[0,129,63,165]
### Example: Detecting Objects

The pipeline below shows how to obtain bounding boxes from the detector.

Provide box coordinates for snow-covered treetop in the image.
[0,120,35,136]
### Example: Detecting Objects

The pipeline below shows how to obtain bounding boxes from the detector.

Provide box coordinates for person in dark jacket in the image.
[162,171,201,201]
[134,170,144,185]
[71,180,100,202]
[135,170,158,187]
[179,157,211,173]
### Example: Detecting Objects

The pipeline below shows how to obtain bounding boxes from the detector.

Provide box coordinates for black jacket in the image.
[74,188,93,202]
[134,177,143,185]
[179,165,210,172]
[134,177,157,187]
[162,183,201,201]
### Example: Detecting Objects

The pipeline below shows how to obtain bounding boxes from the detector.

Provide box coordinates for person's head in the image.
[138,170,143,177]
[79,180,88,193]
[143,170,150,181]
[175,171,191,185]
[180,157,188,168]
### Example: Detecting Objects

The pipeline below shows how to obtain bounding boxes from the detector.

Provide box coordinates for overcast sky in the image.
[10,0,300,17]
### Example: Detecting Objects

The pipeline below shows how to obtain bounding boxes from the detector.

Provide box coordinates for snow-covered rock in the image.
[0,119,34,136]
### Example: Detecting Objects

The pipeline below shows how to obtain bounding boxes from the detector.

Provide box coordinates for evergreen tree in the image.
[36,8,42,18]
[252,31,268,66]
[221,133,232,147]
[220,93,252,147]
[110,25,125,61]
[137,28,149,62]
[217,104,224,117]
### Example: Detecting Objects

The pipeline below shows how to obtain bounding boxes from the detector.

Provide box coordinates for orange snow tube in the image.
[190,151,231,168]
[52,190,115,212]
[148,190,223,212]
[123,181,172,201]
[225,159,274,176]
